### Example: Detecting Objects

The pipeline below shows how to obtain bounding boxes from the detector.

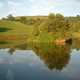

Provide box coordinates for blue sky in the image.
[0,0,80,17]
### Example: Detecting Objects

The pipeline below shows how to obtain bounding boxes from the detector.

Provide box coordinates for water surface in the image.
[0,38,80,80]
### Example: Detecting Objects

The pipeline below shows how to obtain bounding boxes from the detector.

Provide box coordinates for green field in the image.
[0,20,30,35]
[0,14,80,43]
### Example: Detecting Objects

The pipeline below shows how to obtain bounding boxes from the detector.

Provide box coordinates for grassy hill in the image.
[0,20,32,35]
[0,14,79,43]
[0,20,33,46]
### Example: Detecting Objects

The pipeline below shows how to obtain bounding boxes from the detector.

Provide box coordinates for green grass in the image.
[0,20,31,35]
[72,32,80,38]
[0,41,8,44]
[0,18,71,43]
[0,20,37,48]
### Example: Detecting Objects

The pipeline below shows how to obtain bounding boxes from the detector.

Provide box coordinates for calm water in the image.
[0,38,80,80]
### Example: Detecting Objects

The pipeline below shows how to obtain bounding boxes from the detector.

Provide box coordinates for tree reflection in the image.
[8,48,15,55]
[72,39,80,50]
[15,43,28,50]
[32,43,71,71]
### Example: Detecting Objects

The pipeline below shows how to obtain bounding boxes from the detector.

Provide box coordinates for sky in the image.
[0,0,80,17]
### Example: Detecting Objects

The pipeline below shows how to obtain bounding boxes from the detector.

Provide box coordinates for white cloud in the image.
[29,0,55,15]
[7,0,55,16]
[29,5,54,15]
[6,0,80,16]
[0,2,4,8]
[8,1,17,14]
[7,1,29,16]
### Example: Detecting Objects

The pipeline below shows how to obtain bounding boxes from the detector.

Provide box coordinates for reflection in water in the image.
[8,48,15,55]
[0,39,72,71]
[3,42,72,71]
[0,38,80,80]
[7,69,14,80]
[31,43,71,71]
[15,43,28,50]
[72,38,80,50]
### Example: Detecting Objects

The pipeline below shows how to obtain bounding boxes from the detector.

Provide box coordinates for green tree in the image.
[20,17,27,24]
[7,14,15,21]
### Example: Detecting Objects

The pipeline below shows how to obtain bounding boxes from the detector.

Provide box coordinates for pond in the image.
[0,37,80,80]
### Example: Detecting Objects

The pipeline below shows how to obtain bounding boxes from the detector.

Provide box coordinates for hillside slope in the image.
[0,20,31,35]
